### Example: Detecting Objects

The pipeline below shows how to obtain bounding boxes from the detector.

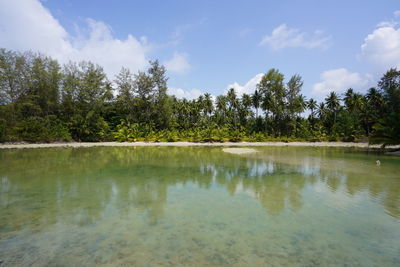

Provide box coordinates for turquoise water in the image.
[0,146,399,266]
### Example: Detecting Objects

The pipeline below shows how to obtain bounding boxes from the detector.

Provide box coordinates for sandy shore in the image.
[222,148,259,154]
[0,141,398,149]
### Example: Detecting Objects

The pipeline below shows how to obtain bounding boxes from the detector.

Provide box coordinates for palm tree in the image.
[295,94,307,117]
[226,88,239,126]
[366,87,384,110]
[216,95,227,123]
[241,94,252,112]
[365,87,384,136]
[240,93,253,125]
[196,95,205,117]
[325,91,341,124]
[261,91,273,118]
[307,98,317,120]
[352,93,364,112]
[343,88,354,111]
[226,88,238,111]
[203,93,214,117]
[318,102,327,121]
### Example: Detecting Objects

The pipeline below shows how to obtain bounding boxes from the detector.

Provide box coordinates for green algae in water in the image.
[0,146,399,266]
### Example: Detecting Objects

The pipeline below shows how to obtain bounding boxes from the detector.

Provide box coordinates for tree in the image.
[215,95,227,124]
[307,98,317,121]
[1,47,397,145]
[226,88,239,127]
[115,67,134,121]
[203,93,214,117]
[148,60,172,129]
[325,91,341,125]
[363,87,384,135]
[60,61,111,141]
[240,93,253,126]
[343,88,354,111]
[370,68,400,146]
[257,69,286,136]
[252,89,261,118]
[286,74,304,116]
[26,54,61,117]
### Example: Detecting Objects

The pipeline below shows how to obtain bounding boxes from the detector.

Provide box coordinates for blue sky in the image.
[1,0,399,100]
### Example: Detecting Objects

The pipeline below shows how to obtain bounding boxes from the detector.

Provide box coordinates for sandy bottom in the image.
[0,141,398,150]
[222,148,258,154]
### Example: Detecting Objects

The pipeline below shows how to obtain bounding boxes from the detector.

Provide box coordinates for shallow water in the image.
[0,146,399,266]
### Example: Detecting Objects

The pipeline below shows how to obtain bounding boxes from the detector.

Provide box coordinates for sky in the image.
[0,0,399,101]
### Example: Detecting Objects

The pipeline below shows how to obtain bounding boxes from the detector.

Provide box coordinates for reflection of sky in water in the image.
[246,160,275,177]
[297,157,321,176]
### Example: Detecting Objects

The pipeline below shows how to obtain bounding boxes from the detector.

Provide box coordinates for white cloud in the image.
[0,0,150,78]
[164,52,191,74]
[0,0,72,57]
[168,87,204,100]
[260,24,331,50]
[394,10,400,17]
[226,73,264,96]
[360,25,400,70]
[312,68,371,98]
[376,20,398,28]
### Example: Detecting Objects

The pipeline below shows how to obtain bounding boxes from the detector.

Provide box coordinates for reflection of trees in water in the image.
[0,147,399,231]
[200,159,307,215]
[344,172,400,218]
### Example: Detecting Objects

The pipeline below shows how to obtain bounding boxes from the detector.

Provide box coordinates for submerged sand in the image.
[0,141,399,150]
[222,148,258,154]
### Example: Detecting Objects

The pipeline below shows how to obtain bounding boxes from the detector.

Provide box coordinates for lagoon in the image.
[0,146,399,266]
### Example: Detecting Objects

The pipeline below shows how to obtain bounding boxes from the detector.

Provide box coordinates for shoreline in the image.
[0,141,398,150]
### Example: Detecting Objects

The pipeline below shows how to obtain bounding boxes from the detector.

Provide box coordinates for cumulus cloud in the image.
[0,0,72,57]
[0,0,151,78]
[260,24,331,50]
[168,87,204,100]
[360,23,400,70]
[226,73,264,96]
[164,52,191,74]
[312,68,371,98]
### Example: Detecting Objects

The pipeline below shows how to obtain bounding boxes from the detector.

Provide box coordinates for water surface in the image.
[0,146,399,266]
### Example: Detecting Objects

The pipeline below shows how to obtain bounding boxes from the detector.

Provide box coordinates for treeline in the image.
[0,48,399,144]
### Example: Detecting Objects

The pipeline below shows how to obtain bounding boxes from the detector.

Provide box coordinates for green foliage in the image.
[0,48,397,146]
[0,117,6,142]
[9,116,71,142]
[370,68,400,146]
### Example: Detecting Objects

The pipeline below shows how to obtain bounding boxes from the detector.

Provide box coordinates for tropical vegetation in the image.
[0,48,399,145]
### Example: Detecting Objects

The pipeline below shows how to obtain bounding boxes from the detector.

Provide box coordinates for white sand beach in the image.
[0,141,398,149]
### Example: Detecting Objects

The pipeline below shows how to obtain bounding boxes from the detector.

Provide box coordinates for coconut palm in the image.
[325,91,341,124]
[295,94,307,117]
[241,94,252,113]
[318,102,327,121]
[307,98,317,120]
[352,93,364,112]
[226,88,238,111]
[343,88,354,111]
[366,87,384,110]
[216,95,227,123]
[203,93,214,117]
